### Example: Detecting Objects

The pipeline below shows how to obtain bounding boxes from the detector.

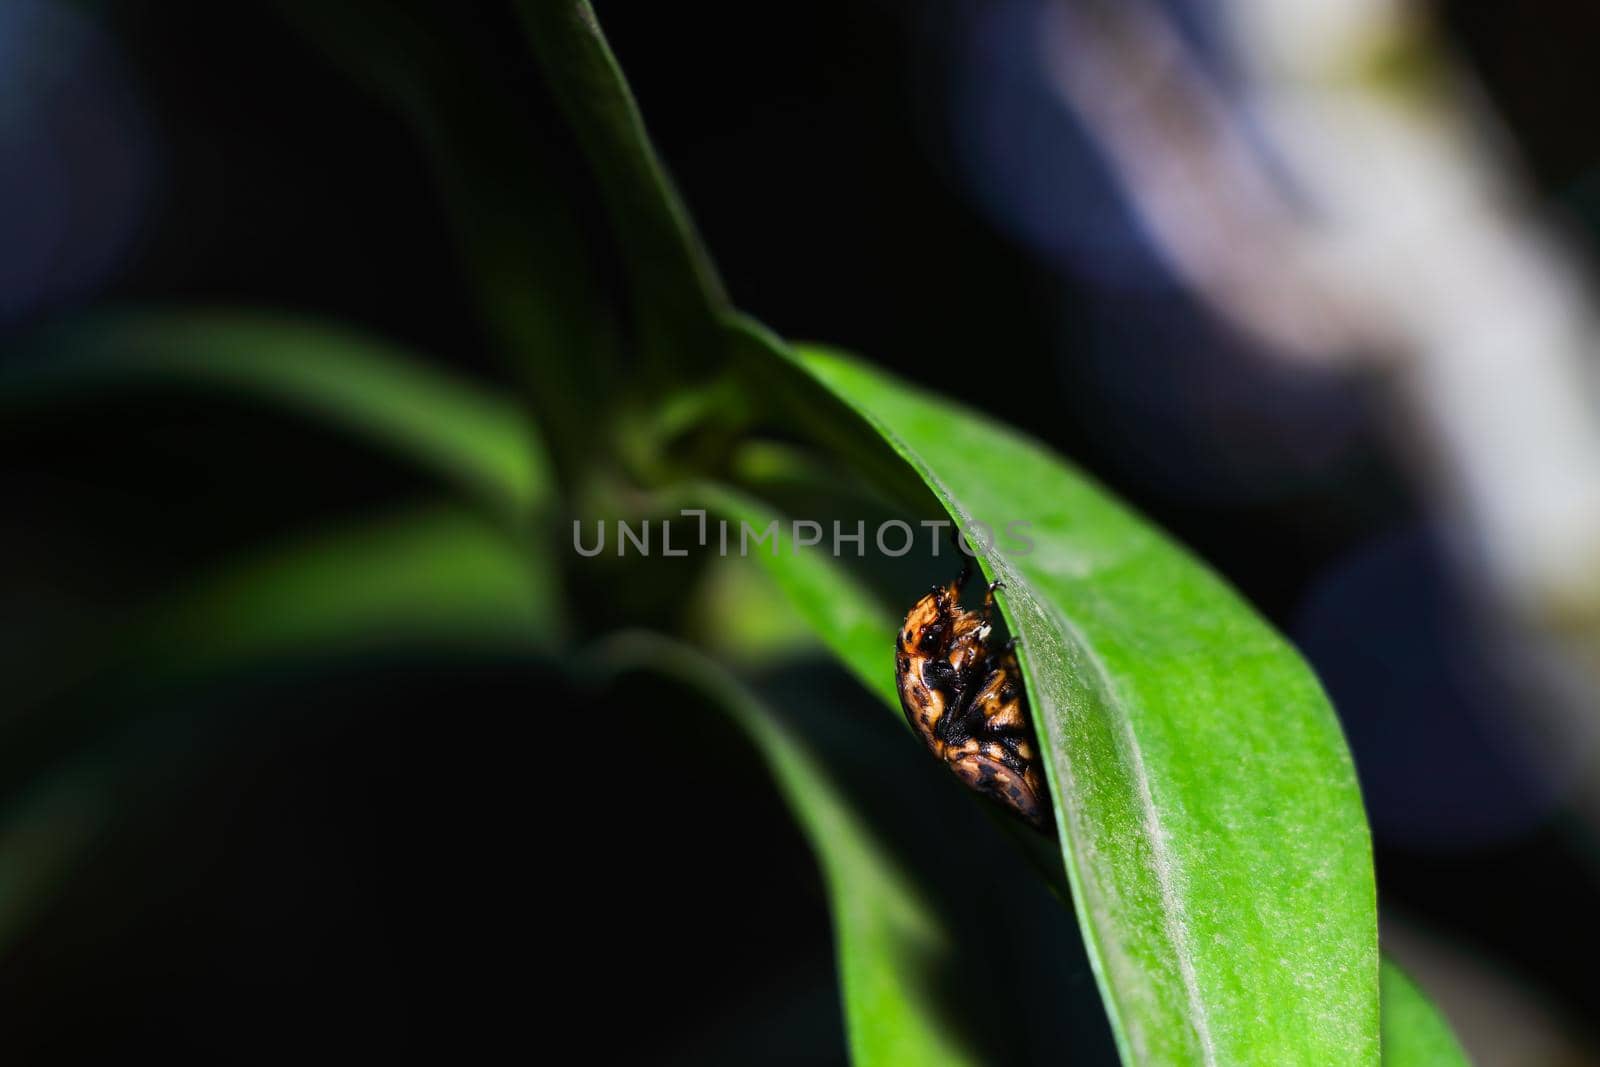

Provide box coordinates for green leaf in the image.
[594,633,983,1067]
[138,503,561,670]
[517,1,727,381]
[739,329,1379,1063]
[1,310,546,518]
[679,481,901,708]
[1381,961,1471,1066]
[689,397,1469,1066]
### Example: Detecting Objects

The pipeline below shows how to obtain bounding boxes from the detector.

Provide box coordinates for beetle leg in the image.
[981,579,1005,621]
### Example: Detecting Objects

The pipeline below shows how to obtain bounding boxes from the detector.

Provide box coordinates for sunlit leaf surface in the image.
[758,338,1381,1065]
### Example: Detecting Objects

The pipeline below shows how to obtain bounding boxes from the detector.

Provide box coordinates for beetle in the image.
[896,553,1048,829]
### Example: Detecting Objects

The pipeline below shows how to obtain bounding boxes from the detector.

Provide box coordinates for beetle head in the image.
[900,587,956,656]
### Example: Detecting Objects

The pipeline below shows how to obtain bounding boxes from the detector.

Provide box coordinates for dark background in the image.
[3,0,1599,1060]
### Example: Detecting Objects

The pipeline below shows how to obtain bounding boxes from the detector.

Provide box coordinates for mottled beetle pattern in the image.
[896,554,1048,829]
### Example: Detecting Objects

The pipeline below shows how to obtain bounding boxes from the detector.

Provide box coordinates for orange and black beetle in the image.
[896,554,1048,829]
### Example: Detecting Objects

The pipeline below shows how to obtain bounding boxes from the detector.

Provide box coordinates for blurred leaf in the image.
[595,633,982,1067]
[1381,961,1471,1066]
[1,310,545,519]
[684,554,827,668]
[729,324,1379,1063]
[517,0,728,383]
[684,481,900,707]
[139,503,559,670]
[0,768,103,953]
[0,503,558,961]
